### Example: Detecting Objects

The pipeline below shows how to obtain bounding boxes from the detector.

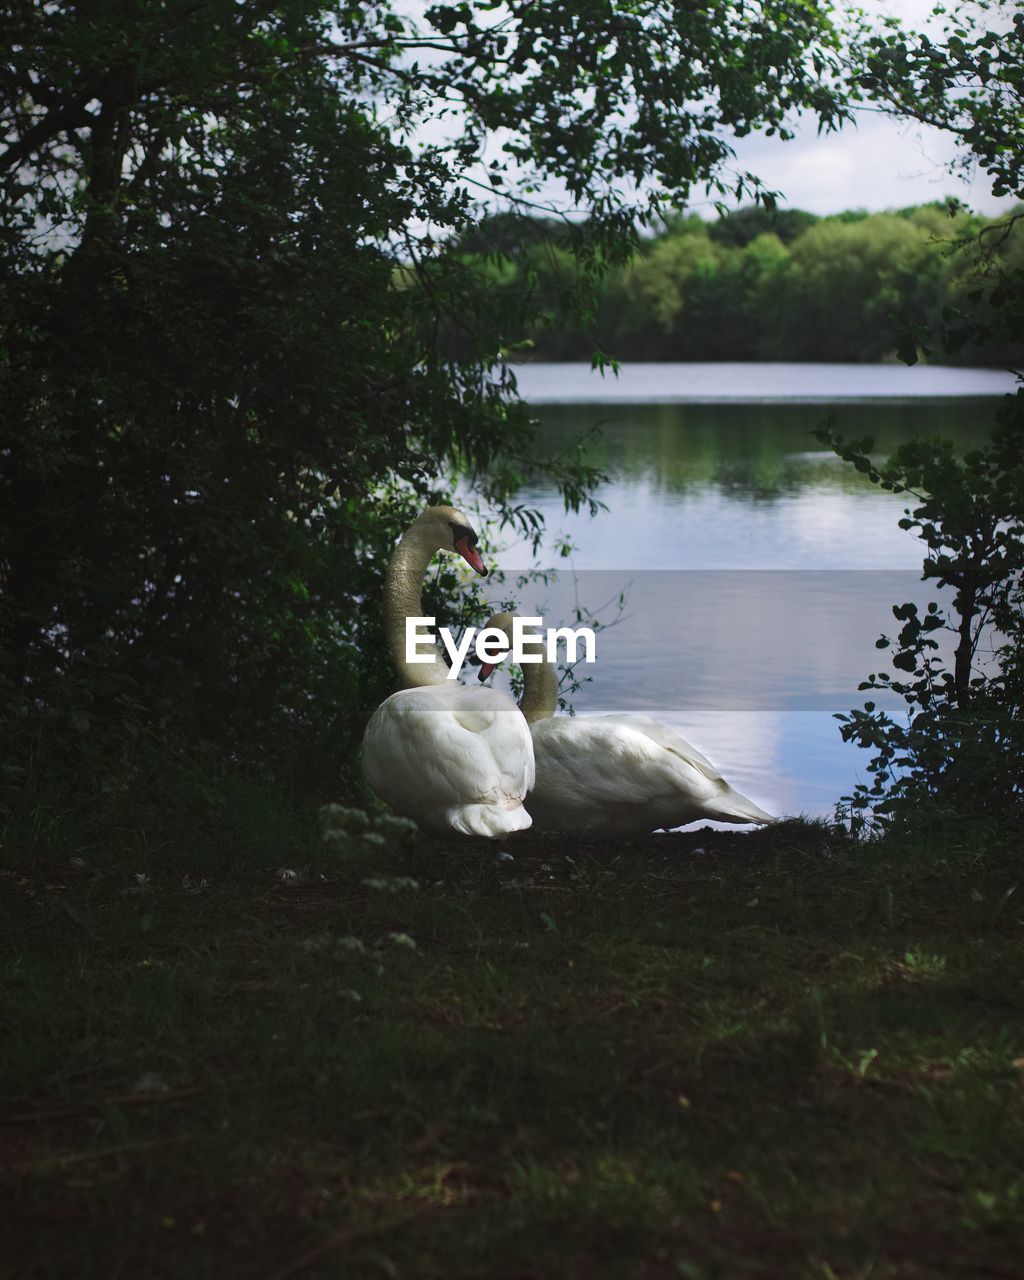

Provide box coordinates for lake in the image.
[475,362,1017,821]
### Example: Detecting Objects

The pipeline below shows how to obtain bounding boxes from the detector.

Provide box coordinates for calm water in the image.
[473,363,1012,820]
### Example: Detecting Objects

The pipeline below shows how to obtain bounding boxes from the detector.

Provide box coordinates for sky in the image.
[726,108,1010,218]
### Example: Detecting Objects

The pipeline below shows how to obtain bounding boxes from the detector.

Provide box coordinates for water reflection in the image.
[525,401,993,500]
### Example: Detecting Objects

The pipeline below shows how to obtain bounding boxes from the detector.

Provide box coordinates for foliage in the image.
[707,203,819,248]
[820,407,1024,830]
[507,202,1022,364]
[769,213,947,362]
[0,0,850,824]
[819,1,1024,834]
[852,1,1024,368]
[855,2,1023,204]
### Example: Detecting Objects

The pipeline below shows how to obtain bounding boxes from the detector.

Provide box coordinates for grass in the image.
[2,816,1023,1279]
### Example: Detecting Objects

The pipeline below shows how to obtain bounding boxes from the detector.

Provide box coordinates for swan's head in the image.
[414,505,488,576]
[477,610,515,681]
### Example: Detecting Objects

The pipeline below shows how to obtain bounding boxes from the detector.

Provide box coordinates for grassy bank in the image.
[3,819,1023,1279]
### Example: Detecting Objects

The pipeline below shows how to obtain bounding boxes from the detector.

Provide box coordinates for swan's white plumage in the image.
[527,713,775,835]
[363,683,534,838]
[360,508,535,839]
[478,610,776,837]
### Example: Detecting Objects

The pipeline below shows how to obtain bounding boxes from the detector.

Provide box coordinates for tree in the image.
[766,214,946,361]
[820,413,1024,828]
[825,1,1024,832]
[856,3,1023,205]
[0,1,850,802]
[622,219,721,354]
[854,1,1024,365]
[707,204,818,248]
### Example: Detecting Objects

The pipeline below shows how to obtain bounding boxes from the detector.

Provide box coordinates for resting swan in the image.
[478,611,775,837]
[361,509,534,838]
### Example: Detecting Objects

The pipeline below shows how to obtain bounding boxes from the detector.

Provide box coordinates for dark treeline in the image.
[462,203,1024,366]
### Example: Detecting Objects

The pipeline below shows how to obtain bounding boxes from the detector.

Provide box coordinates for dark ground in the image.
[3,820,1023,1279]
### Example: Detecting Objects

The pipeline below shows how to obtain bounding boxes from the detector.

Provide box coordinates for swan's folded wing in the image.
[590,713,723,781]
[587,714,774,823]
[532,717,721,808]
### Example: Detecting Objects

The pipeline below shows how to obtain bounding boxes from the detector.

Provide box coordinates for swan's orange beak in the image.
[478,661,496,682]
[455,536,487,576]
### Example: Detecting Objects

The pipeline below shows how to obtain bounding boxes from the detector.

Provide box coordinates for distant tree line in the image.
[461,203,1023,366]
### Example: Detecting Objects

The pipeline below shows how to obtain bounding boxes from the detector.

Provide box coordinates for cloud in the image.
[730,110,1013,217]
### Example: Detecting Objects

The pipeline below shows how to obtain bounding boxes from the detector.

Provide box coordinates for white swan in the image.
[361,509,535,838]
[478,611,775,837]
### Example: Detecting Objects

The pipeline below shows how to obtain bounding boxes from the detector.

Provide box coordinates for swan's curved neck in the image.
[384,523,448,689]
[518,629,559,724]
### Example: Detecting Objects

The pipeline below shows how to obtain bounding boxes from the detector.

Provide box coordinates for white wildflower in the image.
[382,932,417,952]
[336,935,366,953]
[362,876,419,893]
[132,1072,170,1095]
[319,804,371,834]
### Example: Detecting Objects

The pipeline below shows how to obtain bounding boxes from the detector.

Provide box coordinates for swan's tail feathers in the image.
[708,787,777,825]
[448,799,533,839]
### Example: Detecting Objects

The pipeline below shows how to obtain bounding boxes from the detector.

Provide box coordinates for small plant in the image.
[316,804,422,972]
[319,805,419,852]
[900,948,947,980]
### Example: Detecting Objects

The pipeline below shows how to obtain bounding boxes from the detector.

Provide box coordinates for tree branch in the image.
[0,85,98,173]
